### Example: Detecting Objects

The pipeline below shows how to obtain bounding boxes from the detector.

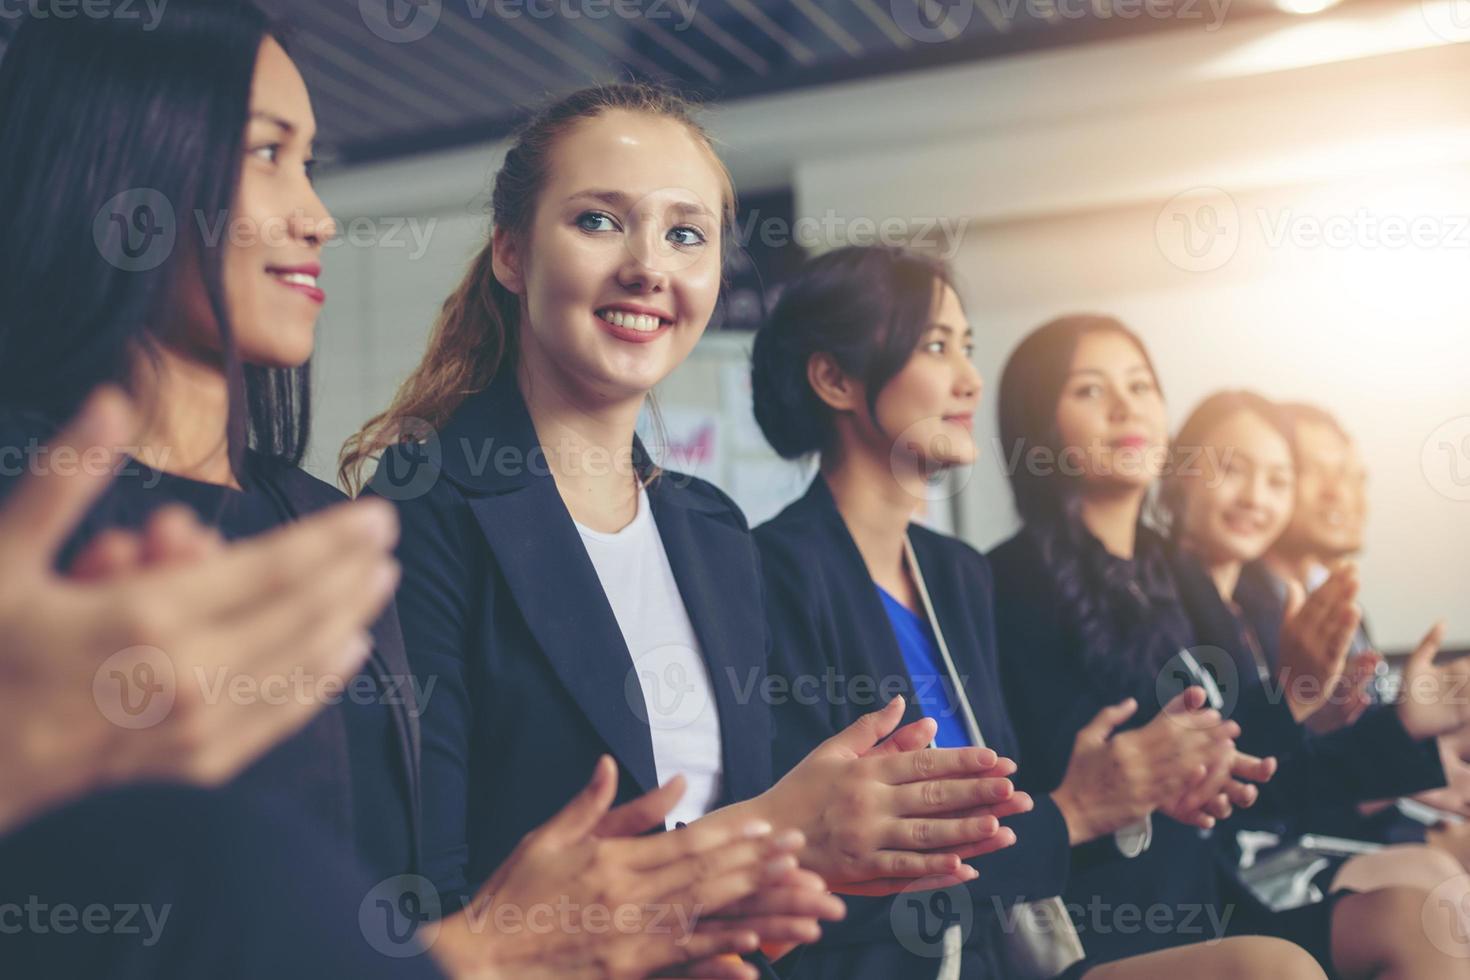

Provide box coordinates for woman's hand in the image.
[718,697,1023,897]
[435,756,822,980]
[1277,564,1362,722]
[0,388,399,835]
[1397,622,1470,740]
[1051,688,1261,842]
[1306,651,1382,734]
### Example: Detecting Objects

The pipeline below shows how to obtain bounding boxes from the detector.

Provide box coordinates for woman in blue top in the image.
[748,245,1309,980]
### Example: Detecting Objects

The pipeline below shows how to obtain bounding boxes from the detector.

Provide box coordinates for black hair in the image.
[996,313,1168,673]
[750,244,958,460]
[0,0,307,481]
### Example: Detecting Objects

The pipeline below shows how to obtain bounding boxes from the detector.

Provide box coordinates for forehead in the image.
[1070,330,1149,373]
[929,283,969,329]
[1209,410,1293,467]
[250,37,314,132]
[540,109,726,219]
[1294,420,1350,466]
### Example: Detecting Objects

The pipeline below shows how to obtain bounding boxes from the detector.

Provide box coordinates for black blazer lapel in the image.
[647,481,772,806]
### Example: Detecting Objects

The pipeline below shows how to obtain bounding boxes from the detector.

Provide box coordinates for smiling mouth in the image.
[597,308,670,333]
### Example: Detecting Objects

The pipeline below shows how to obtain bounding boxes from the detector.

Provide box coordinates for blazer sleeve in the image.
[1250,702,1445,815]
[372,468,484,908]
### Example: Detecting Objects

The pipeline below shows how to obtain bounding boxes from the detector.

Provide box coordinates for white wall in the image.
[308,0,1470,651]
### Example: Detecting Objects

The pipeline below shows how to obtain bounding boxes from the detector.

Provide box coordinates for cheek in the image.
[1055,403,1102,449]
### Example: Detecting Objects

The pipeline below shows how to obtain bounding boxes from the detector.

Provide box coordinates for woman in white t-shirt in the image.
[344,83,1028,975]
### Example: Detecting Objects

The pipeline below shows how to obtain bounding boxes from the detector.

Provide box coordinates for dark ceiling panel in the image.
[0,0,1307,167]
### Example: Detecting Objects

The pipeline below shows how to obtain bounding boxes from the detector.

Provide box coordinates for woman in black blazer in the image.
[0,12,797,979]
[1156,390,1470,928]
[746,245,1316,980]
[988,314,1468,977]
[345,86,1025,971]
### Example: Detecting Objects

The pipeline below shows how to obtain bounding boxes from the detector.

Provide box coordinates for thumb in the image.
[0,387,132,571]
[1163,686,1208,716]
[542,755,621,844]
[865,716,939,758]
[1282,578,1306,624]
[825,696,906,756]
[1407,621,1448,677]
[1079,698,1137,744]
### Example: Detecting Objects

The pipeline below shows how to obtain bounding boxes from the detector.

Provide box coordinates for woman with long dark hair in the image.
[0,6,814,978]
[747,245,1313,980]
[988,314,1469,977]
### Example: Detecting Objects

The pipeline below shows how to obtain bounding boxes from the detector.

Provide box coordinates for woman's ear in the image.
[490,226,524,294]
[807,352,862,413]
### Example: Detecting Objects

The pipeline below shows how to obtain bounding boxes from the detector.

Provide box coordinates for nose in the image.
[292,185,337,248]
[616,239,670,294]
[955,355,982,400]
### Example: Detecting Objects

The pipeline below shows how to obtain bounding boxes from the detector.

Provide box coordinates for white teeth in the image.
[599,309,663,332]
[273,271,318,288]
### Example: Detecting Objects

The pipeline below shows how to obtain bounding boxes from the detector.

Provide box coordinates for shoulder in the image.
[654,469,751,534]
[910,523,995,592]
[252,457,348,515]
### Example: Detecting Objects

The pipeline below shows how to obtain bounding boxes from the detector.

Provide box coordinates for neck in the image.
[1260,546,1320,588]
[820,439,924,592]
[130,346,236,488]
[1078,483,1147,559]
[516,355,645,532]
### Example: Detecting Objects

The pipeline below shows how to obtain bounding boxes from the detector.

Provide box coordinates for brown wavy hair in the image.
[339,82,736,493]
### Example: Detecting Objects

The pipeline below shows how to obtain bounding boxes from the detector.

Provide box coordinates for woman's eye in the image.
[963,343,976,357]
[576,211,618,233]
[304,158,318,183]
[1075,384,1102,399]
[668,225,706,247]
[923,340,945,354]
[249,143,281,164]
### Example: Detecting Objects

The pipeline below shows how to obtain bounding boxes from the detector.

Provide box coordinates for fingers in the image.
[877,746,999,785]
[1283,577,1306,621]
[858,849,965,881]
[824,697,905,757]
[66,527,144,581]
[1408,621,1449,676]
[1077,698,1138,745]
[1230,752,1276,784]
[596,774,689,839]
[0,386,133,569]
[141,504,222,566]
[627,815,781,873]
[892,775,1015,817]
[654,932,760,971]
[539,755,620,845]
[656,955,759,980]
[947,826,1018,862]
[885,812,1007,850]
[1223,779,1259,809]
[638,831,802,903]
[836,866,978,897]
[865,717,939,758]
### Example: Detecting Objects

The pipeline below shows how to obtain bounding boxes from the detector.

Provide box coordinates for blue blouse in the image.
[877,586,972,749]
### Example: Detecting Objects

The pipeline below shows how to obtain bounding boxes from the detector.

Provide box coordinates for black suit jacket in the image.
[755,478,1071,979]
[372,372,774,907]
[0,410,422,881]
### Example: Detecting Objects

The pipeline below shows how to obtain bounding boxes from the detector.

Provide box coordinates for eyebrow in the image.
[927,323,973,339]
[568,189,715,220]
[250,111,317,150]
[1066,364,1153,380]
